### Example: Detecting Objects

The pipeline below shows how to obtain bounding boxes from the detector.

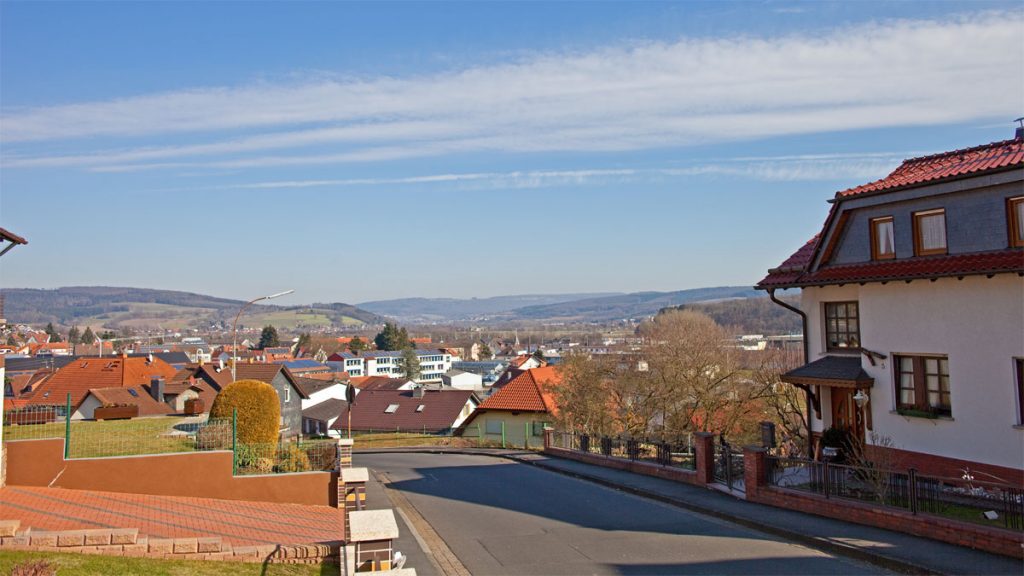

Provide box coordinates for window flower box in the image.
[94,404,139,420]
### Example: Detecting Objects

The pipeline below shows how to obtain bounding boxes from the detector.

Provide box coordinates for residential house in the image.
[757,133,1024,483]
[463,366,560,448]
[451,361,507,385]
[302,398,347,437]
[440,369,483,390]
[276,359,332,376]
[22,354,179,417]
[349,376,417,392]
[169,362,310,437]
[331,388,479,434]
[75,382,174,420]
[296,376,349,410]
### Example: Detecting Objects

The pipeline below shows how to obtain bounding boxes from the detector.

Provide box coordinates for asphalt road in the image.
[357,452,889,576]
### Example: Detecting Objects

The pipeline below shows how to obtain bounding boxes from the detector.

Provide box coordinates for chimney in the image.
[150,376,165,403]
[413,386,425,398]
[1016,117,1024,141]
[219,357,224,371]
[147,353,154,364]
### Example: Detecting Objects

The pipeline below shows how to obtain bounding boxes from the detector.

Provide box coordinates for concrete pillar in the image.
[693,432,715,486]
[743,446,768,499]
[543,427,554,450]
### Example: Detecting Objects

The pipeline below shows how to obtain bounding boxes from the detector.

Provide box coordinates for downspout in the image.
[766,288,815,459]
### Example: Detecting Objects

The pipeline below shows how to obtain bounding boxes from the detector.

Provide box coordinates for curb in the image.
[355,447,944,575]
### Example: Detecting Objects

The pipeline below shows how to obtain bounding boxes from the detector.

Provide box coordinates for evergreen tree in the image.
[5,335,15,346]
[349,336,366,354]
[258,325,280,349]
[67,326,81,344]
[45,322,62,342]
[532,348,545,361]
[295,332,312,353]
[80,326,96,345]
[479,342,493,360]
[400,347,422,381]
[373,323,410,351]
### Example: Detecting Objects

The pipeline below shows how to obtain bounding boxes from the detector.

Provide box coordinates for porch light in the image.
[853,389,870,408]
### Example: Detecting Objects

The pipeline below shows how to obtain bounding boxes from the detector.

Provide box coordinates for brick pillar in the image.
[743,446,767,500]
[543,427,553,450]
[338,438,353,469]
[694,432,715,486]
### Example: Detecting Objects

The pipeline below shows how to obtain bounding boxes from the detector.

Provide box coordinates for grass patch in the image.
[0,550,337,576]
[3,416,220,458]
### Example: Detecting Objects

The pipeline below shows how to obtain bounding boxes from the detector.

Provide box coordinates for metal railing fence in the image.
[767,456,1023,532]
[550,430,695,471]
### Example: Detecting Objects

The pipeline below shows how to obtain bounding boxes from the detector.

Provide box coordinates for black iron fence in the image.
[550,431,695,471]
[767,456,1023,532]
[713,439,745,490]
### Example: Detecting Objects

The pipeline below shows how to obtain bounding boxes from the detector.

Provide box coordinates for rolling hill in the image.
[507,286,764,322]
[358,293,622,322]
[0,287,383,331]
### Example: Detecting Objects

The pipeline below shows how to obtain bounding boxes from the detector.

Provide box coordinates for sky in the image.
[1,1,1022,305]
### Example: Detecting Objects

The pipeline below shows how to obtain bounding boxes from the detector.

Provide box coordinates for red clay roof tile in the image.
[478,366,560,413]
[836,138,1023,198]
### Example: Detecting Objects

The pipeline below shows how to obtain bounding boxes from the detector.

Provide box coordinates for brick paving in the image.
[0,486,343,547]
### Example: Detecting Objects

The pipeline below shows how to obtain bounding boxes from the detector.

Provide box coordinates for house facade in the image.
[757,134,1024,483]
[329,350,453,384]
[463,366,560,449]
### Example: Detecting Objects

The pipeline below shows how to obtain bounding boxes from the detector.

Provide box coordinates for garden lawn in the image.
[0,550,338,576]
[3,416,206,458]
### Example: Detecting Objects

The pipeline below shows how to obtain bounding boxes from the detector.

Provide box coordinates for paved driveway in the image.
[357,452,889,575]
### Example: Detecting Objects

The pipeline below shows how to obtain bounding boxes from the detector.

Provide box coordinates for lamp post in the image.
[231,290,294,381]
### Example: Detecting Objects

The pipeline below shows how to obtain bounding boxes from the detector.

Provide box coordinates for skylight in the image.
[384,404,399,414]
[416,405,425,412]
[127,389,138,397]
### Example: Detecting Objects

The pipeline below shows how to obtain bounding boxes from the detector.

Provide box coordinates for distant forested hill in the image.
[670,295,802,334]
[508,286,763,322]
[1,287,382,330]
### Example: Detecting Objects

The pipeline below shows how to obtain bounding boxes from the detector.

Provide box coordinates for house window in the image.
[1015,358,1024,425]
[895,354,951,417]
[913,209,947,256]
[485,420,503,434]
[870,216,895,260]
[285,388,291,403]
[825,302,860,351]
[1009,197,1024,248]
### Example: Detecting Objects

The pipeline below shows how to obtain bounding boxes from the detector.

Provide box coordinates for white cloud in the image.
[147,155,905,193]
[2,11,1020,171]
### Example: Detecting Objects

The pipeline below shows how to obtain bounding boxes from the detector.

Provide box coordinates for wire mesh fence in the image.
[233,439,339,475]
[3,405,69,441]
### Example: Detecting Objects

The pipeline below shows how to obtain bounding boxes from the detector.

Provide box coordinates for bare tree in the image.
[750,346,808,456]
[638,310,756,440]
[550,351,616,436]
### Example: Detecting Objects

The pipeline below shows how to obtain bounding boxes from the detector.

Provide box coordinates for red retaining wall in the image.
[4,439,337,507]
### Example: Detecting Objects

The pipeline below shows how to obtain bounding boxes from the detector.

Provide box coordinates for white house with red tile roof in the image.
[757,133,1024,483]
[463,366,560,448]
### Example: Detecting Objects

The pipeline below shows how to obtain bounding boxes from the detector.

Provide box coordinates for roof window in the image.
[384,404,399,414]
[416,405,425,412]
[127,389,138,397]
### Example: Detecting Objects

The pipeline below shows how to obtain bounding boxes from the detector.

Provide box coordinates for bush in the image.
[209,379,280,444]
[276,443,311,473]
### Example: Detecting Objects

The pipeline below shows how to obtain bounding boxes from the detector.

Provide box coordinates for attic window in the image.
[913,209,947,256]
[870,216,895,260]
[416,405,425,412]
[384,404,399,414]
[127,389,138,397]
[80,362,89,368]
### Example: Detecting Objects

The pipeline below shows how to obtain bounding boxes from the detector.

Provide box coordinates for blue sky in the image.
[1,1,1021,304]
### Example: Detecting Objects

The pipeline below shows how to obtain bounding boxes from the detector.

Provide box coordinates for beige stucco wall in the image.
[802,274,1024,470]
[471,411,551,449]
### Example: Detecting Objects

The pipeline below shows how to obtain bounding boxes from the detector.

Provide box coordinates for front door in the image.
[831,388,865,444]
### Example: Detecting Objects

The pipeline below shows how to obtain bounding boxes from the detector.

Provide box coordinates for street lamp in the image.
[231,290,294,381]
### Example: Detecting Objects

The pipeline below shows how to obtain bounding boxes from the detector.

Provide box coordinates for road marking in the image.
[373,470,471,576]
